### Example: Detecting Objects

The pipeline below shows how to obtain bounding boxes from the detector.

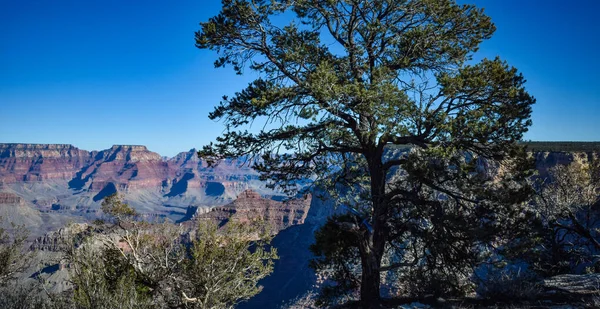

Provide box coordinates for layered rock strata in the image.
[77,145,169,191]
[0,144,260,198]
[195,190,312,233]
[30,223,90,251]
[0,144,92,182]
[0,192,22,204]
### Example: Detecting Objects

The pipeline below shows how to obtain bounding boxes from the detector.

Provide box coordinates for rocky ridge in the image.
[0,143,278,236]
[194,189,312,233]
[0,143,259,192]
[0,143,92,183]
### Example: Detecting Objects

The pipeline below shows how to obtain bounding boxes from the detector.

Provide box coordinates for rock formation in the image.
[533,151,599,179]
[3,142,599,308]
[0,143,263,197]
[30,223,90,252]
[194,189,312,233]
[0,143,282,236]
[0,191,44,232]
[69,145,168,192]
[0,143,92,182]
[0,192,22,204]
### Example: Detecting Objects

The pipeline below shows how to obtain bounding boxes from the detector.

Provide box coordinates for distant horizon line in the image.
[3,141,600,157]
[0,142,197,158]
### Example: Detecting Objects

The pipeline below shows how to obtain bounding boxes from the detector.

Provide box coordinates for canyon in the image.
[2,142,600,307]
[0,143,289,237]
[0,143,325,307]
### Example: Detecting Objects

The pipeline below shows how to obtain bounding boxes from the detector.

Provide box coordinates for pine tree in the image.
[196,1,535,306]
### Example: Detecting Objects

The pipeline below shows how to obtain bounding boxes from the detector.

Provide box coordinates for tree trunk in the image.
[360,249,382,308]
[358,154,387,308]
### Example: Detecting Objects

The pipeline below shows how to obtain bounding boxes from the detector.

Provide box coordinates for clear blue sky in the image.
[1,0,599,157]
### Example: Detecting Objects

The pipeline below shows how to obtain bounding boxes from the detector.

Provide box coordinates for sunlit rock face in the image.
[0,143,93,183]
[193,189,312,233]
[524,142,600,178]
[533,151,599,179]
[79,145,169,192]
[0,144,264,204]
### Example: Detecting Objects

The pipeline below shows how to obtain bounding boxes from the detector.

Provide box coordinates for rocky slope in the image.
[72,145,168,192]
[0,191,44,231]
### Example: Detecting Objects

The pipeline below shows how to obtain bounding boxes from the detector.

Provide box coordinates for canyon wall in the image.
[0,143,274,236]
[0,143,92,182]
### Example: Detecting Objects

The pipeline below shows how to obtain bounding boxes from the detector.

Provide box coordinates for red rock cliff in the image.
[0,144,92,182]
[81,145,169,191]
